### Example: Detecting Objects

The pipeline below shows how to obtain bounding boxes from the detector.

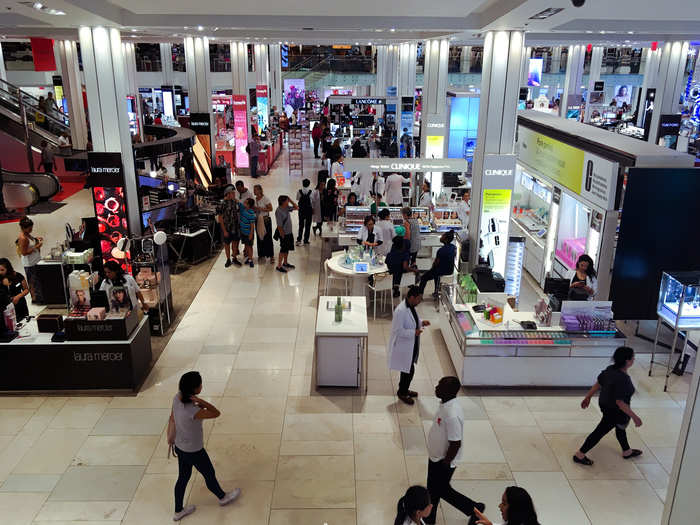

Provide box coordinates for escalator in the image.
[1,168,61,199]
[2,180,40,211]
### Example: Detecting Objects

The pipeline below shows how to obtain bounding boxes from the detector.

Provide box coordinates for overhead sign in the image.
[517,126,618,210]
[87,152,124,188]
[189,112,211,135]
[594,81,605,91]
[343,158,468,172]
[352,97,385,105]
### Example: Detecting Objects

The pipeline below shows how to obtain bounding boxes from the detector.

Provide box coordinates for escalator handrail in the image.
[1,168,62,200]
[0,82,71,132]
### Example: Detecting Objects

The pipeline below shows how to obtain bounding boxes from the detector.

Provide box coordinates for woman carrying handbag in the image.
[169,372,241,521]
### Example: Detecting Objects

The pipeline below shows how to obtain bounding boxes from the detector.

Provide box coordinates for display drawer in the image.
[516,346,570,357]
[464,346,516,357]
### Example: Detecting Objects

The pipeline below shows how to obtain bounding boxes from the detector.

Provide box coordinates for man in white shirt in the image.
[375,208,395,256]
[424,376,485,525]
[385,172,406,206]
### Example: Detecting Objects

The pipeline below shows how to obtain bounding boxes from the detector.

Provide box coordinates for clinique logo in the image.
[73,352,124,362]
[484,169,513,176]
[427,123,445,128]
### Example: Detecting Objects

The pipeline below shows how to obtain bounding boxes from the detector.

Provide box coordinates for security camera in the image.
[571,0,586,6]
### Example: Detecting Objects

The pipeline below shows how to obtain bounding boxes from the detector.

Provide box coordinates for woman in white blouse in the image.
[355,215,383,249]
[393,486,432,525]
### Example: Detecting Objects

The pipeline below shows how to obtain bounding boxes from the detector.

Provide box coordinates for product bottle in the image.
[335,296,343,323]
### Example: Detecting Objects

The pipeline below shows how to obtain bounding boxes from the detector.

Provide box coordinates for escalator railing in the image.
[1,168,61,200]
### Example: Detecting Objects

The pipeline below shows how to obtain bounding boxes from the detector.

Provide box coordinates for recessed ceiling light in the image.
[599,31,606,34]
[278,41,282,44]
[627,31,634,34]
[390,28,396,32]
[624,40,630,43]
[184,26,188,29]
[284,41,288,44]
[355,42,359,45]
[29,2,65,15]
[368,42,372,45]
[197,26,204,31]
[585,30,593,34]
[131,28,137,32]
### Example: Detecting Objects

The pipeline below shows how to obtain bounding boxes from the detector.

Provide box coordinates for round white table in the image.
[326,253,388,296]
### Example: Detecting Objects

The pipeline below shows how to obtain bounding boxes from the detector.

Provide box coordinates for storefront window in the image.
[135,43,162,72]
[172,43,185,72]
[209,43,230,72]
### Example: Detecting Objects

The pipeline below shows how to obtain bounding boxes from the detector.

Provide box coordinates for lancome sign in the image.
[343,158,469,173]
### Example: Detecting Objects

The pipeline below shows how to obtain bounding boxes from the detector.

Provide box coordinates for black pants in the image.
[313,138,320,157]
[314,221,323,235]
[580,409,631,454]
[425,460,478,524]
[419,267,445,294]
[390,268,404,288]
[174,447,225,512]
[297,211,312,243]
[398,344,418,395]
[250,155,258,178]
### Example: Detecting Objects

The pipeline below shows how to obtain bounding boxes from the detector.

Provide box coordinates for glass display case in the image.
[411,207,431,232]
[344,206,370,232]
[554,192,591,272]
[511,166,551,240]
[657,271,700,329]
[432,206,462,232]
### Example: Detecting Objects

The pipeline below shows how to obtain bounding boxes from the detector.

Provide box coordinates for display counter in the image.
[258,132,283,175]
[437,287,626,388]
[0,317,152,393]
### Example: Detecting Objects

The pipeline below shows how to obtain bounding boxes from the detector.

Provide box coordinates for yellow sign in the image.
[518,127,584,195]
[425,135,444,159]
[482,189,512,214]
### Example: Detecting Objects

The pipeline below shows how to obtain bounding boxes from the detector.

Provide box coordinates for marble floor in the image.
[0,146,692,524]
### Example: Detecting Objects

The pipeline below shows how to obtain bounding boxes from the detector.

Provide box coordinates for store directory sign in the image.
[517,126,618,210]
[232,95,248,168]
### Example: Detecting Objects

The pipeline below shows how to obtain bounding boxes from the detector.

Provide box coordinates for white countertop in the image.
[326,254,388,277]
[4,317,149,346]
[316,296,368,337]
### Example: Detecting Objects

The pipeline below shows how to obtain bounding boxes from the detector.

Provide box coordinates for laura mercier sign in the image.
[87,152,124,187]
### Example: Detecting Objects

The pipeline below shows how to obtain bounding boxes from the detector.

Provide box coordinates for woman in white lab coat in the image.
[356,170,373,203]
[355,215,383,248]
[388,286,430,405]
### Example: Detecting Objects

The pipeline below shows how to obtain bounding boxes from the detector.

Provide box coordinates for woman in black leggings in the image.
[573,346,643,466]
[169,372,241,520]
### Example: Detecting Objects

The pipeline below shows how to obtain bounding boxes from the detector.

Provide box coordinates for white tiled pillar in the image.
[649,41,689,144]
[398,42,417,98]
[57,40,88,149]
[560,44,585,117]
[268,44,282,110]
[160,42,174,86]
[230,41,249,101]
[373,45,387,96]
[78,26,140,234]
[184,36,211,113]
[0,43,6,83]
[468,30,524,265]
[123,41,143,140]
[551,45,562,73]
[254,44,269,87]
[419,38,450,155]
[587,46,604,94]
[460,46,472,73]
[637,47,662,127]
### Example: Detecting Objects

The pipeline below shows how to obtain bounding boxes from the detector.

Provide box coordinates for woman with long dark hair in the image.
[473,486,540,525]
[99,260,149,313]
[573,346,643,466]
[322,177,339,222]
[16,216,43,303]
[394,485,432,525]
[567,254,598,301]
[0,258,30,321]
[169,371,240,521]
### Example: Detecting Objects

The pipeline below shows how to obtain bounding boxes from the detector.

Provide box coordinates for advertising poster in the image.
[256,85,269,132]
[613,85,632,107]
[479,154,516,276]
[527,58,543,87]
[400,96,414,158]
[657,114,682,149]
[283,79,305,117]
[232,95,249,169]
[386,86,397,116]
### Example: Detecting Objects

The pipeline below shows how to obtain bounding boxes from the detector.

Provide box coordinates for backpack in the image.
[298,189,312,212]
[245,143,251,154]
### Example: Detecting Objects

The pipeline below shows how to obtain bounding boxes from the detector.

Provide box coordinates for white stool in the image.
[367,272,393,320]
[324,259,350,296]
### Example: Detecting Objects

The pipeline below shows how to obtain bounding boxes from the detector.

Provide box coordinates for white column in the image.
[184,36,212,113]
[57,40,88,149]
[637,47,662,127]
[587,46,604,94]
[521,47,531,86]
[268,44,282,110]
[374,45,387,96]
[649,41,689,144]
[460,46,472,73]
[551,46,562,73]
[398,42,417,98]
[0,43,7,82]
[160,42,174,86]
[468,30,524,265]
[662,354,700,524]
[254,44,269,87]
[420,38,450,155]
[386,44,400,93]
[230,41,248,98]
[560,44,585,117]
[78,26,140,235]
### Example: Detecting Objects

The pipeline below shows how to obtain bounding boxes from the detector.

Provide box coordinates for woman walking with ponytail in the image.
[573,346,644,466]
[394,486,433,525]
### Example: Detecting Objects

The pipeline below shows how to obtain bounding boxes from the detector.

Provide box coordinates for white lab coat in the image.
[566,270,598,300]
[371,174,385,198]
[356,170,373,203]
[417,190,432,208]
[375,220,395,256]
[388,300,422,374]
[311,189,323,223]
[356,225,383,245]
[385,173,405,205]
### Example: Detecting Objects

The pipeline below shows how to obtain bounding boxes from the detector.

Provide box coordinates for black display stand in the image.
[0,317,152,393]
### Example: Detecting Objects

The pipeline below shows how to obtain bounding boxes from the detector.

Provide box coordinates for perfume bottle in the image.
[334,296,343,323]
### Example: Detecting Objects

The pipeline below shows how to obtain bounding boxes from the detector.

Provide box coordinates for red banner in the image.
[232,95,249,168]
[30,38,56,72]
[256,85,268,98]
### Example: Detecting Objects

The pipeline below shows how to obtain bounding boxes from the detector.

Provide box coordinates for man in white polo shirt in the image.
[424,376,485,525]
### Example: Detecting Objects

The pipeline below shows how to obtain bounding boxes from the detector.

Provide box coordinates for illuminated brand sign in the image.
[74,352,124,362]
[343,158,468,172]
[87,152,123,187]
[427,122,445,128]
[484,169,513,176]
[189,112,211,135]
[352,97,384,105]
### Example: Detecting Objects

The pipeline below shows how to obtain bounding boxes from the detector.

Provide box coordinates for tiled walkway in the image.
[0,148,691,524]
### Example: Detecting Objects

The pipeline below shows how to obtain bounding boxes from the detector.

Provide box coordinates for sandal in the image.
[573,455,594,466]
[623,449,643,459]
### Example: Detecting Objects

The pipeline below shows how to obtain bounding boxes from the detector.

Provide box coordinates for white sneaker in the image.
[219,488,241,506]
[173,505,196,521]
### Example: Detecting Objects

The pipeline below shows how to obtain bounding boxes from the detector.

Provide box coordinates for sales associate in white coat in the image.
[355,215,383,248]
[388,286,430,405]
[385,172,406,206]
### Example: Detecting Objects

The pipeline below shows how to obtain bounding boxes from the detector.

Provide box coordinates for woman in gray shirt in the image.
[169,372,240,520]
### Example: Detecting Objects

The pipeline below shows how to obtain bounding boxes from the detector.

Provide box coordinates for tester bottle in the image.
[334,296,343,323]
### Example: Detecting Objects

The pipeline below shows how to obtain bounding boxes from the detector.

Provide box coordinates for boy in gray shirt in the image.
[275,194,298,273]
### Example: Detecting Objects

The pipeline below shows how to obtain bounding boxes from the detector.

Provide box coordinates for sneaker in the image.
[231,258,242,267]
[467,503,486,525]
[224,259,232,268]
[296,240,301,246]
[249,260,254,268]
[283,263,295,269]
[219,488,241,506]
[173,505,196,521]
[303,241,310,245]
[276,266,287,273]
[270,258,276,265]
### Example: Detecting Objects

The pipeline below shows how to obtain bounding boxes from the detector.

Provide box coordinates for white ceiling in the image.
[0,0,698,44]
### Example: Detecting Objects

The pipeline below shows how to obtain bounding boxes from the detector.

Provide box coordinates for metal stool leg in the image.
[650,318,662,376]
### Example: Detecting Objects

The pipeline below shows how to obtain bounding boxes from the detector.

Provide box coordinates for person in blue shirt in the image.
[385,230,418,298]
[239,198,257,268]
[418,230,456,297]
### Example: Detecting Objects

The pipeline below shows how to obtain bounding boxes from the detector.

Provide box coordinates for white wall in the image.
[6,70,57,87]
